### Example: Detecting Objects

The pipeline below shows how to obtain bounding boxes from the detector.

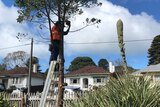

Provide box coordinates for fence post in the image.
[21,94,25,107]
[25,94,30,107]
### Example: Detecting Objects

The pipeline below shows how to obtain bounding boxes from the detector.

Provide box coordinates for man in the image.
[49,21,71,63]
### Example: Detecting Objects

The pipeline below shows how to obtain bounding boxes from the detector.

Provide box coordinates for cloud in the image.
[65,0,160,57]
[0,1,49,65]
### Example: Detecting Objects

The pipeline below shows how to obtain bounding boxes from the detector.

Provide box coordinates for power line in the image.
[0,39,153,51]
[0,44,30,51]
[36,38,153,44]
[65,39,153,44]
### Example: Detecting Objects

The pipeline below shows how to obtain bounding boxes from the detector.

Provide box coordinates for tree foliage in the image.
[0,64,6,71]
[148,35,160,65]
[98,58,109,70]
[114,59,135,73]
[15,0,101,34]
[68,56,96,71]
[2,51,29,70]
[26,56,42,72]
[0,94,10,107]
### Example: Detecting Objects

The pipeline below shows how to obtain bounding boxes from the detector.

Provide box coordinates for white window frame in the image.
[93,77,105,84]
[70,78,80,84]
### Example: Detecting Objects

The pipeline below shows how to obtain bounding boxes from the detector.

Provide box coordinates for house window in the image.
[93,77,105,83]
[70,78,80,84]
[19,78,22,83]
[13,77,18,84]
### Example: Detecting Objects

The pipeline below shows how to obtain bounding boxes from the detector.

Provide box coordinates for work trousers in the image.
[50,40,60,62]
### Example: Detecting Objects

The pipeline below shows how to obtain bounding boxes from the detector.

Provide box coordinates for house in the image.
[64,66,110,91]
[132,63,160,82]
[0,65,45,90]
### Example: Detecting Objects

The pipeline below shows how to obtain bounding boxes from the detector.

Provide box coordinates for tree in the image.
[68,56,96,71]
[0,64,6,71]
[15,1,101,106]
[2,51,29,70]
[98,58,109,70]
[116,19,128,72]
[148,35,160,65]
[114,59,135,73]
[26,56,42,72]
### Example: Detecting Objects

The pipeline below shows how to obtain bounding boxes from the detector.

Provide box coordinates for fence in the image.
[1,91,86,107]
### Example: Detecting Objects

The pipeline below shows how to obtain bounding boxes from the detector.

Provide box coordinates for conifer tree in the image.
[148,35,160,65]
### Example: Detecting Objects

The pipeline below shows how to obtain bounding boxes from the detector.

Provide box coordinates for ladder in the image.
[39,61,58,107]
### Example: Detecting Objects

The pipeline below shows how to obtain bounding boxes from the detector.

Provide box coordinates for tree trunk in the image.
[57,36,64,107]
[57,1,64,106]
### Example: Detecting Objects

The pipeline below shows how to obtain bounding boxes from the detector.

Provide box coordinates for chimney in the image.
[33,64,37,73]
[109,62,115,73]
[112,65,115,73]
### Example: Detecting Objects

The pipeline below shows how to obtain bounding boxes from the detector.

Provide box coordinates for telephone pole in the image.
[28,38,33,93]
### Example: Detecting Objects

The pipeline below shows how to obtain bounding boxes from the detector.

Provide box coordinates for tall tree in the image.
[2,51,29,70]
[98,58,109,70]
[148,35,160,65]
[15,1,101,106]
[116,19,128,72]
[68,56,96,71]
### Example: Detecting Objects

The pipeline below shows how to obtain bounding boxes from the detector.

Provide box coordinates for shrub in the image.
[0,93,10,107]
[70,76,160,107]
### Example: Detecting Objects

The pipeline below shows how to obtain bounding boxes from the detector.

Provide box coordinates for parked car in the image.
[53,86,82,99]
[11,87,26,96]
[54,86,81,94]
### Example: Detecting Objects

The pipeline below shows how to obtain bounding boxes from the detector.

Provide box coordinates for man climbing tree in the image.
[15,0,101,107]
[49,21,71,62]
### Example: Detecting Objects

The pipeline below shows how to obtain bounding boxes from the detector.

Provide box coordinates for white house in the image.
[132,63,160,82]
[64,66,110,91]
[0,65,45,89]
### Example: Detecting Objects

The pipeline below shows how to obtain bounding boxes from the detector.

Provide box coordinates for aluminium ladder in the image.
[39,61,57,107]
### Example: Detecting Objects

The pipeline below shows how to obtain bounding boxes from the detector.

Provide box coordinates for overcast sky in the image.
[0,0,160,72]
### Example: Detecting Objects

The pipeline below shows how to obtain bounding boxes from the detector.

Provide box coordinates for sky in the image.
[0,0,160,72]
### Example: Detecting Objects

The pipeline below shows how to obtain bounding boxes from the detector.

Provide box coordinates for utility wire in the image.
[0,44,30,50]
[0,39,153,50]
[65,39,153,44]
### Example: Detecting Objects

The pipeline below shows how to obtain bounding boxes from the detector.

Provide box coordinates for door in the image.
[83,78,88,88]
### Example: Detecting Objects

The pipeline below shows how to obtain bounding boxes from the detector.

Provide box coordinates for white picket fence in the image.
[1,92,86,107]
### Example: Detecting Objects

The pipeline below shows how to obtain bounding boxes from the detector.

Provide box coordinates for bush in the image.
[0,93,10,107]
[70,76,160,107]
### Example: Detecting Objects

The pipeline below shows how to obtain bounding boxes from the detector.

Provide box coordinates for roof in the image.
[0,67,45,79]
[65,66,109,77]
[132,63,160,75]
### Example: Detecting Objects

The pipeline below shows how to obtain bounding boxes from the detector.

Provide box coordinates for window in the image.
[13,77,18,84]
[19,78,22,83]
[97,78,101,83]
[70,78,80,84]
[93,77,105,84]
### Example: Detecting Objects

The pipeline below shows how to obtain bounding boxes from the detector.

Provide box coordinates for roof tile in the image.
[66,66,108,75]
